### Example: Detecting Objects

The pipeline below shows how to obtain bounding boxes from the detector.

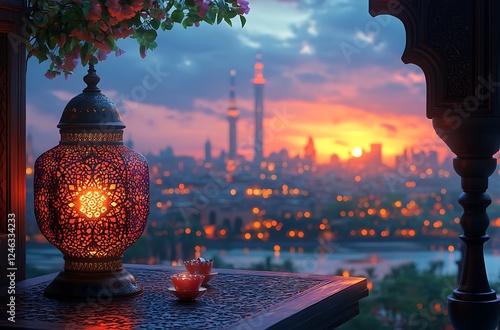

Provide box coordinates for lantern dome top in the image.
[58,64,125,130]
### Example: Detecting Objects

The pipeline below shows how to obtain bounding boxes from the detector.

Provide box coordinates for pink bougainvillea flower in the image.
[93,42,105,51]
[58,58,79,72]
[44,71,56,79]
[237,0,250,15]
[32,0,251,78]
[107,0,141,21]
[85,0,102,21]
[195,0,211,18]
[115,48,126,57]
[105,0,121,16]
[132,0,144,11]
[57,33,66,48]
[150,8,166,20]
[97,50,111,61]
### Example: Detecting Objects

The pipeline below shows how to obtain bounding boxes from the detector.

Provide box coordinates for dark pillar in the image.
[0,0,26,284]
[369,0,500,329]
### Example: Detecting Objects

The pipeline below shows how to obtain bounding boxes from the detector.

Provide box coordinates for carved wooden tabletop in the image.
[0,264,368,329]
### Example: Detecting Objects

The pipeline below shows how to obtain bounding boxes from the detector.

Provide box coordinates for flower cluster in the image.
[27,0,250,79]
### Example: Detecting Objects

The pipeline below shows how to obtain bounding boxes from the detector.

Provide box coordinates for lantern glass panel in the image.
[35,144,149,266]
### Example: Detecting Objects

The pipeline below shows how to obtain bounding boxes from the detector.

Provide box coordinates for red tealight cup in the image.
[184,258,213,275]
[171,273,205,292]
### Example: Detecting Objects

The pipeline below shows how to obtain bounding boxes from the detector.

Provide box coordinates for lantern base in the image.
[44,268,143,300]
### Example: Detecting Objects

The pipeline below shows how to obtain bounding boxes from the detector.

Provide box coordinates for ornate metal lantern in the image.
[34,65,150,299]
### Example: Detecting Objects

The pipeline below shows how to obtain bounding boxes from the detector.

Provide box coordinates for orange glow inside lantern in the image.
[77,189,108,218]
[34,65,149,299]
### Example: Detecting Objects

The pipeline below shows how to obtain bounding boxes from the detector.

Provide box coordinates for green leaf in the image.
[135,27,146,38]
[129,13,142,26]
[224,17,232,27]
[171,9,184,23]
[227,10,237,19]
[182,17,195,28]
[150,18,161,30]
[217,0,225,11]
[68,36,76,49]
[106,35,117,50]
[62,39,70,54]
[58,46,66,58]
[240,15,246,27]
[81,2,92,16]
[216,12,223,24]
[48,35,57,50]
[26,42,33,54]
[144,30,157,42]
[80,43,91,65]
[148,41,158,50]
[38,30,47,44]
[205,8,215,23]
[36,51,48,63]
[203,16,215,25]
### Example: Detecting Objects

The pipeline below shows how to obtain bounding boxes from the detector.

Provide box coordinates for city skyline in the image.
[25,0,451,166]
[253,52,266,163]
[25,53,453,167]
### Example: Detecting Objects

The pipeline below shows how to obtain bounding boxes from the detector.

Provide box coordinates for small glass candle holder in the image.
[171,273,205,292]
[184,258,213,275]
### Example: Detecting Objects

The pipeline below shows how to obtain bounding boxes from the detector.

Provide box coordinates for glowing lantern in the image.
[34,65,149,299]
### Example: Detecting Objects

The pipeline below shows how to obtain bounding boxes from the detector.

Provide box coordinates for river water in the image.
[26,243,500,281]
[203,247,500,280]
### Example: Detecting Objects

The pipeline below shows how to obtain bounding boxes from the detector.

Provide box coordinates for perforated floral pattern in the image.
[34,144,149,269]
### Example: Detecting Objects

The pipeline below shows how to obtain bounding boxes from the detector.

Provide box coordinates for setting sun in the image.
[351,147,363,158]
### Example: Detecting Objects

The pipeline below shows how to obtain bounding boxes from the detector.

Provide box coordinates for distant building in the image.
[330,153,341,166]
[394,147,443,175]
[304,136,316,163]
[160,146,175,160]
[347,143,384,172]
[204,138,212,165]
[218,149,227,163]
[227,70,239,160]
[428,150,439,169]
[368,143,382,165]
[26,132,34,169]
[253,52,266,164]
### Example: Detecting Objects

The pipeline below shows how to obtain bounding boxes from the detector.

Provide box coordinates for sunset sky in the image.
[26,0,451,166]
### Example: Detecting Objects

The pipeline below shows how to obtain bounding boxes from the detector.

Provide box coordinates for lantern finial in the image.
[58,63,124,130]
[83,64,101,93]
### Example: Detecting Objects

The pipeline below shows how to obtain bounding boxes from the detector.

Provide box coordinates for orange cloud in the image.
[122,100,228,157]
[30,92,449,168]
[121,97,449,167]
[257,99,448,166]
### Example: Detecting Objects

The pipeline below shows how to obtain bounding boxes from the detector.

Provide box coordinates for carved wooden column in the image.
[369,0,500,329]
[0,0,26,284]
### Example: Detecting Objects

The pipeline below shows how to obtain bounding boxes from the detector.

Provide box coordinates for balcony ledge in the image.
[1,264,368,329]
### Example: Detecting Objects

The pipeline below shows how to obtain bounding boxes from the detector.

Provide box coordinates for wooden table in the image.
[0,264,368,329]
